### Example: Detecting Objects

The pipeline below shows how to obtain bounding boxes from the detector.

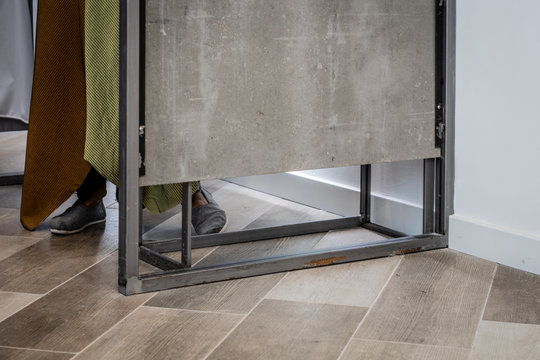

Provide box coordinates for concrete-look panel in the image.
[142,0,439,186]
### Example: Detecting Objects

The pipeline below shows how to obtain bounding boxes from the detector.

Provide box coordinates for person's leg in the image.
[76,167,107,206]
[49,168,107,235]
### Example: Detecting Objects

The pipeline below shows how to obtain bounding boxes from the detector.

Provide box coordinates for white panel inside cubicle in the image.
[450,0,540,275]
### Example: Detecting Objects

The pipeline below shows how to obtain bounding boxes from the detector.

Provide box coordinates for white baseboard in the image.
[227,172,422,235]
[449,214,540,275]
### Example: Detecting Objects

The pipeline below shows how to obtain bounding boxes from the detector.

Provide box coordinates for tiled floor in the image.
[0,132,539,359]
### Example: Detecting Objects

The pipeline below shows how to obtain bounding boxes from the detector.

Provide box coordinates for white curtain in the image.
[0,0,34,131]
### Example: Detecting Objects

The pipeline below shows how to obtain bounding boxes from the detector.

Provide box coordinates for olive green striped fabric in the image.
[84,0,197,214]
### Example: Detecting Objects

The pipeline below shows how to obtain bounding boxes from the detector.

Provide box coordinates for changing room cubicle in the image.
[118,0,455,295]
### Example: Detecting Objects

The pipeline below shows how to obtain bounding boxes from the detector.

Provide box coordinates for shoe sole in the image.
[50,218,106,235]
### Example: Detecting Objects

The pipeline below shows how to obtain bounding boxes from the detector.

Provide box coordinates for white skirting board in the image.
[449,215,540,275]
[227,172,422,236]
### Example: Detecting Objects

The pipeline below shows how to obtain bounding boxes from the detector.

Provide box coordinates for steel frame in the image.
[118,0,455,295]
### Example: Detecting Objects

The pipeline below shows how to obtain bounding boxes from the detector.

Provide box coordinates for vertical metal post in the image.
[432,0,454,236]
[442,0,456,235]
[360,165,371,223]
[119,0,141,295]
[435,158,444,234]
[423,158,435,234]
[181,182,192,267]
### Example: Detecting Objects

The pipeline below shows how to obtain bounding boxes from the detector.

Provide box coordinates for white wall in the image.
[450,0,540,274]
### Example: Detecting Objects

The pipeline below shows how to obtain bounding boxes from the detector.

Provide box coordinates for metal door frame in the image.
[118,0,455,295]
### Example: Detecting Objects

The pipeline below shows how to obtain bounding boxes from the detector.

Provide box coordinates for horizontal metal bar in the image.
[139,246,184,271]
[142,216,363,253]
[361,222,408,238]
[0,172,24,186]
[131,234,446,294]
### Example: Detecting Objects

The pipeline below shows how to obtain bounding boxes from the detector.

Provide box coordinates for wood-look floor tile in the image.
[0,254,152,352]
[74,307,242,360]
[141,206,182,234]
[266,256,400,307]
[101,182,120,209]
[146,273,284,313]
[244,201,339,230]
[141,182,277,242]
[201,179,229,194]
[468,321,540,360]
[207,299,367,360]
[0,131,26,174]
[0,198,102,238]
[0,291,41,322]
[0,209,119,294]
[0,185,22,209]
[313,227,389,250]
[340,339,470,360]
[355,249,496,348]
[209,183,283,232]
[196,199,337,267]
[0,183,116,237]
[195,233,327,267]
[0,347,73,360]
[0,235,41,262]
[138,246,218,276]
[140,180,226,236]
[141,212,191,243]
[483,265,540,325]
[0,208,43,238]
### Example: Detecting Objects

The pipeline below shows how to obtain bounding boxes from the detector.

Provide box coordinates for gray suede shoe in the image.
[49,200,106,235]
[192,188,228,235]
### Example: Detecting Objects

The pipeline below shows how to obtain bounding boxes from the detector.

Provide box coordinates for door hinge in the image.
[139,125,146,175]
[435,103,445,147]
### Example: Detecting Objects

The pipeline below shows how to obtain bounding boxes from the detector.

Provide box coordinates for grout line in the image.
[348,338,472,351]
[200,271,290,360]
[258,296,369,308]
[0,290,42,296]
[262,271,290,299]
[139,246,219,307]
[42,250,117,296]
[0,345,77,355]
[141,304,244,317]
[71,293,153,359]
[193,246,219,267]
[478,264,498,321]
[336,255,404,360]
[0,250,117,322]
[471,263,498,341]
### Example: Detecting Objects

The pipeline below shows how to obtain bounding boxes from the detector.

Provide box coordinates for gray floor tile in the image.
[266,256,400,307]
[483,265,540,325]
[207,299,367,360]
[468,321,540,360]
[75,307,242,360]
[355,249,496,348]
[340,339,470,360]
[0,254,152,352]
[146,273,284,314]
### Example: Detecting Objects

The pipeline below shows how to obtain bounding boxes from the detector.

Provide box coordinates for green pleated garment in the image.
[83,0,197,214]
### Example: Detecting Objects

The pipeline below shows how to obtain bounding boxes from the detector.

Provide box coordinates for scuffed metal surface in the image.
[303,256,347,268]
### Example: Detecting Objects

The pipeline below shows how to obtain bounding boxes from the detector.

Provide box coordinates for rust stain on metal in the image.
[393,247,422,255]
[303,256,346,268]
